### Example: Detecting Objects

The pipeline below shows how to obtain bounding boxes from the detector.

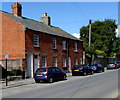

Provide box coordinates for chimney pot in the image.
[40,13,51,25]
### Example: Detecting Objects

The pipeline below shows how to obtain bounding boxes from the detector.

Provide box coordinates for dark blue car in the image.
[91,64,104,73]
[72,64,94,76]
[34,67,67,83]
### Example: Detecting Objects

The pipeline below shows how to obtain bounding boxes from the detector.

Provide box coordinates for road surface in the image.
[2,69,119,99]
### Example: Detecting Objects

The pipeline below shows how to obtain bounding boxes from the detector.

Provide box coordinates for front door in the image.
[34,55,39,73]
[27,54,33,78]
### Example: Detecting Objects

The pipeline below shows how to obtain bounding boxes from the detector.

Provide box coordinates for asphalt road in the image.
[2,69,119,99]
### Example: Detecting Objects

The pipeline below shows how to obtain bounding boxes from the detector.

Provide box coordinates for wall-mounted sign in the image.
[5,54,9,59]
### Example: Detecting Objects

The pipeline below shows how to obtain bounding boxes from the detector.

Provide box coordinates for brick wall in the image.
[0,59,23,71]
[25,29,83,70]
[0,12,83,73]
[0,12,25,60]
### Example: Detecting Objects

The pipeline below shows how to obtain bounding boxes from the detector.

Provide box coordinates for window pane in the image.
[52,38,56,49]
[63,57,66,67]
[42,56,46,67]
[53,57,57,67]
[74,42,78,52]
[33,34,39,47]
[62,40,66,50]
[74,58,78,65]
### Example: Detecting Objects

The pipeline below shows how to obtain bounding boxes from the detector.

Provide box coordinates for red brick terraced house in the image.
[0,2,83,78]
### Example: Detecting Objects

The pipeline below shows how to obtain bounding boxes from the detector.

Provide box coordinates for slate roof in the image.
[1,11,81,41]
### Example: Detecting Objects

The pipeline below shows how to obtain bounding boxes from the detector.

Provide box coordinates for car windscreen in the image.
[36,68,46,73]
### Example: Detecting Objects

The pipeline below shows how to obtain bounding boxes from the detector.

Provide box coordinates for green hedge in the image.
[10,69,22,76]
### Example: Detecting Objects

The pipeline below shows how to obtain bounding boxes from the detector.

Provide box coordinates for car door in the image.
[48,68,56,80]
[55,67,62,80]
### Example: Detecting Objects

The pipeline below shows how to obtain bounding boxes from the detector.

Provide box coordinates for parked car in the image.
[91,64,104,73]
[34,67,67,83]
[107,62,119,69]
[114,61,120,68]
[72,64,94,76]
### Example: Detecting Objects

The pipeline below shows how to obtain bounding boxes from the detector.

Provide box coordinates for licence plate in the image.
[110,65,113,67]
[74,70,79,71]
[37,74,43,76]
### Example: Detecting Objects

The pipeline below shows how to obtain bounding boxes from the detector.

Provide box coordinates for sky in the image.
[1,2,118,38]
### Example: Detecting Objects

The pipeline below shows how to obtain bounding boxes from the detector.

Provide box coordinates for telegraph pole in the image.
[89,19,92,48]
[89,19,92,65]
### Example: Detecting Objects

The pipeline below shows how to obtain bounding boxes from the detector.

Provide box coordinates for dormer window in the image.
[74,42,78,52]
[52,38,57,49]
[62,40,66,50]
[33,34,39,47]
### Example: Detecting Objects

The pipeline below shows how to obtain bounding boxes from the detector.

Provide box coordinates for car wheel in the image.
[48,77,53,83]
[35,79,40,83]
[91,70,94,74]
[63,75,66,80]
[102,69,104,72]
[83,72,86,76]
[72,73,75,76]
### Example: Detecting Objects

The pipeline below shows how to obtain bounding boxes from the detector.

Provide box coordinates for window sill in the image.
[62,49,67,51]
[34,46,40,48]
[53,48,57,50]
[74,50,78,53]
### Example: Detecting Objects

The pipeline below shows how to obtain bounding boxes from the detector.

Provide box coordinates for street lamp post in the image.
[5,54,9,86]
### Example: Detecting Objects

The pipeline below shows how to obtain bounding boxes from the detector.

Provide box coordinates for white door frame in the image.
[34,54,39,73]
[27,54,33,78]
[68,57,71,72]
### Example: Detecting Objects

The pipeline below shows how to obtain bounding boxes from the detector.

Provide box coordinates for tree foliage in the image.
[80,19,118,59]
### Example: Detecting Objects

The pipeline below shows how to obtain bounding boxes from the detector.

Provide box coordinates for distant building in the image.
[117,25,120,37]
[0,2,83,78]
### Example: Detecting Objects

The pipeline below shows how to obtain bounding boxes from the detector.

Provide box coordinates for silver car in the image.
[107,62,118,69]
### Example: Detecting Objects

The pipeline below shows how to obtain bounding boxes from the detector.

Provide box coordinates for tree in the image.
[80,19,117,65]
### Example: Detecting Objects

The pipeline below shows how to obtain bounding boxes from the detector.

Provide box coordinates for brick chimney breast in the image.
[40,13,51,25]
[12,2,22,16]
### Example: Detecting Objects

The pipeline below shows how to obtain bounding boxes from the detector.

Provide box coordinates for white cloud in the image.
[71,33,80,39]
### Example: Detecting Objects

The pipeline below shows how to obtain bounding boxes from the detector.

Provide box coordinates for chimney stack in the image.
[12,2,22,16]
[40,13,51,25]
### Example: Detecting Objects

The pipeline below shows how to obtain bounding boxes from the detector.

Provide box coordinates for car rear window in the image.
[74,65,80,68]
[36,68,46,73]
[74,65,84,68]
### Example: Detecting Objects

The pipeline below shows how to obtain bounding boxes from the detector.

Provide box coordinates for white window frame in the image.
[52,38,57,49]
[42,56,46,67]
[63,57,67,67]
[33,34,39,47]
[74,42,78,52]
[53,57,57,67]
[62,40,66,50]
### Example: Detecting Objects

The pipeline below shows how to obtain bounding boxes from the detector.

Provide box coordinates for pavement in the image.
[0,72,72,90]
